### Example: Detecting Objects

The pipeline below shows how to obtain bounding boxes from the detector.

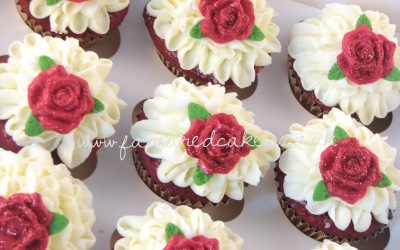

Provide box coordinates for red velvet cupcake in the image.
[0,34,127,168]
[114,202,243,249]
[16,0,130,48]
[143,0,281,88]
[130,77,280,207]
[0,145,96,249]
[288,4,400,125]
[276,108,400,243]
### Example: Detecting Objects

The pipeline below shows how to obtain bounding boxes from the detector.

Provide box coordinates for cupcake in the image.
[143,0,281,88]
[114,202,243,249]
[313,240,358,250]
[288,3,400,125]
[16,0,130,47]
[0,33,127,168]
[0,144,96,249]
[130,77,280,206]
[276,108,400,243]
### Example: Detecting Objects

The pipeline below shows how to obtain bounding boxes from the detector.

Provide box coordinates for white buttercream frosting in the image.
[114,202,243,250]
[0,33,127,168]
[130,77,280,203]
[279,108,400,232]
[29,0,129,34]
[288,3,400,125]
[312,240,358,250]
[0,144,96,250]
[146,0,281,88]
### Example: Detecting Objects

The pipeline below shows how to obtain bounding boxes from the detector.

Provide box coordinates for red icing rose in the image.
[28,65,95,134]
[164,234,219,250]
[0,193,53,250]
[337,24,396,85]
[183,113,251,175]
[319,137,382,204]
[199,0,255,44]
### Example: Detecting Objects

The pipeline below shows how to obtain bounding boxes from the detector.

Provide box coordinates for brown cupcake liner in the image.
[288,55,394,133]
[287,55,326,118]
[15,0,109,49]
[273,164,390,244]
[156,49,241,91]
[156,49,205,86]
[132,146,230,208]
[156,49,263,92]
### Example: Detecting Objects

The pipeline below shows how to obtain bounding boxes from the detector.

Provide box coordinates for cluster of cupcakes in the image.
[1,0,400,249]
[0,1,130,248]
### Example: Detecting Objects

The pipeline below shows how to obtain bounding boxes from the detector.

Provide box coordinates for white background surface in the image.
[2,0,400,249]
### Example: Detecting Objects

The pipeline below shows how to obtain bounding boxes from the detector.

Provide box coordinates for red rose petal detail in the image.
[184,119,207,158]
[320,137,382,204]
[163,234,219,250]
[28,65,95,134]
[199,0,255,44]
[183,113,251,175]
[337,24,396,85]
[0,193,53,250]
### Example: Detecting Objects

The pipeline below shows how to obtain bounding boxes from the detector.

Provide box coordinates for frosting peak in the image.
[312,239,358,250]
[30,0,130,34]
[115,202,242,250]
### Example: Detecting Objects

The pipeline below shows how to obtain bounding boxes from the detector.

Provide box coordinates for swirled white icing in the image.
[279,108,400,232]
[0,33,127,168]
[114,202,243,250]
[29,0,130,34]
[0,144,96,250]
[288,3,400,125]
[146,0,281,88]
[312,240,358,250]
[130,77,280,203]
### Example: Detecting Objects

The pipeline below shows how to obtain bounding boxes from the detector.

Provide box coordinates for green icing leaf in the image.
[328,62,346,80]
[356,14,372,29]
[246,133,260,150]
[383,66,400,81]
[25,113,45,136]
[193,167,213,186]
[90,97,105,113]
[39,55,56,71]
[376,172,392,188]
[49,212,69,235]
[165,222,185,242]
[246,25,265,41]
[47,0,62,6]
[188,102,211,122]
[190,21,205,39]
[313,180,332,201]
[333,125,350,143]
